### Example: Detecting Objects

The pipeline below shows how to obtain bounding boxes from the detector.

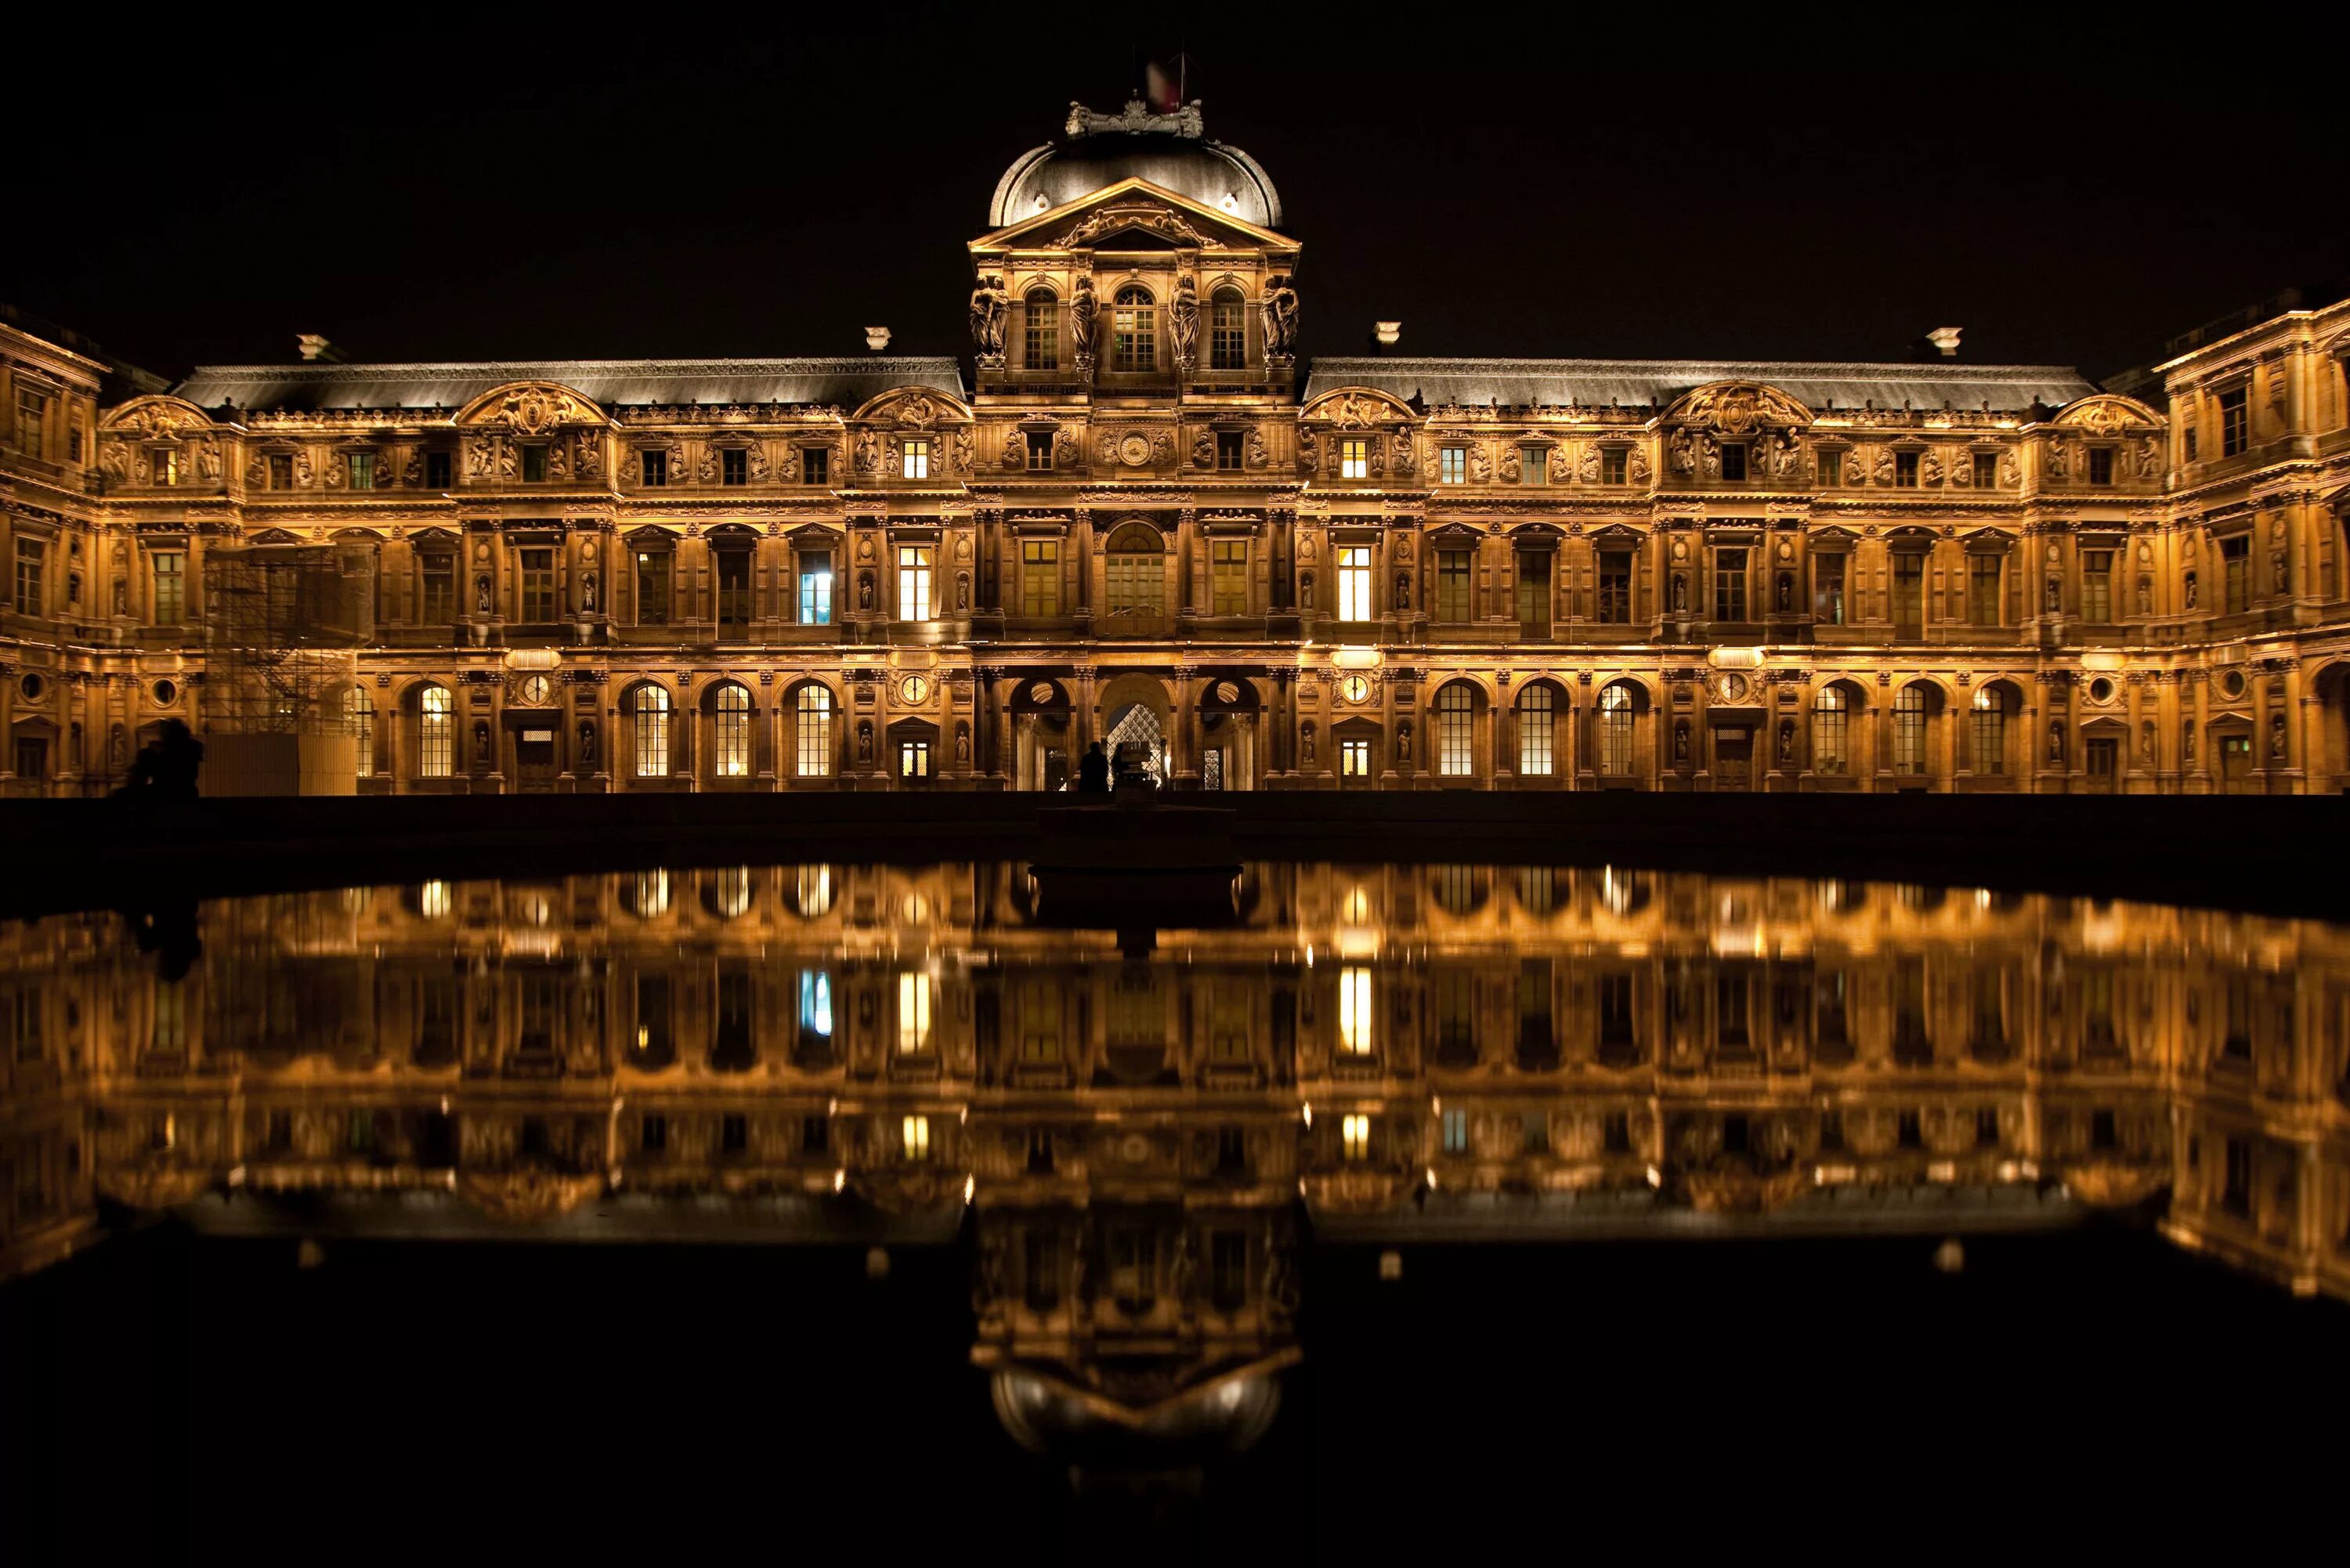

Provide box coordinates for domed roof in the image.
[989,100,1283,230]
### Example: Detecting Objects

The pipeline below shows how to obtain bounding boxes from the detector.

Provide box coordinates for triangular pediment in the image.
[971,176,1296,255]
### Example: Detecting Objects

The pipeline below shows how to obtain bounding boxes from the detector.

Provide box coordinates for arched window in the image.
[795,685,834,779]
[345,687,375,779]
[1597,682,1638,777]
[1209,286,1248,370]
[1813,685,1849,775]
[1023,287,1058,370]
[1104,522,1165,614]
[417,685,454,779]
[1971,685,2008,775]
[712,683,753,777]
[1112,285,1156,373]
[1437,682,1477,777]
[1517,683,1556,776]
[1893,685,1930,775]
[633,685,671,779]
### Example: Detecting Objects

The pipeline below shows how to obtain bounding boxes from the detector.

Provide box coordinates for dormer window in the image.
[1023,289,1058,370]
[802,446,830,486]
[2088,446,2114,485]
[1440,446,1466,485]
[521,444,548,482]
[349,452,376,490]
[151,448,179,486]
[1972,451,1997,488]
[1026,429,1054,471]
[1601,447,1628,485]
[1519,444,1546,486]
[1894,450,1920,487]
[1719,443,1748,482]
[1112,285,1157,373]
[902,438,931,480]
[267,453,294,490]
[1340,437,1369,479]
[721,448,748,486]
[641,449,668,487]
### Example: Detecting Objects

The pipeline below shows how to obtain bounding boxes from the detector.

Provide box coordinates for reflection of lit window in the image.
[1442,1107,1468,1154]
[419,880,451,919]
[707,866,752,919]
[628,869,671,918]
[1341,1113,1371,1161]
[796,864,833,918]
[901,893,931,925]
[897,972,932,1053]
[798,970,833,1039]
[902,1114,931,1160]
[1600,866,1634,917]
[1342,886,1372,926]
[1339,966,1373,1055]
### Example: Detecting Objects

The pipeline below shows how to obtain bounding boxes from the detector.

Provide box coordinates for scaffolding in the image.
[201,544,374,792]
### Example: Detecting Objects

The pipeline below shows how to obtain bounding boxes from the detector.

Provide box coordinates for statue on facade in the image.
[473,721,492,768]
[2182,718,2196,764]
[475,574,493,613]
[1395,570,1412,609]
[1068,275,1098,367]
[580,573,597,613]
[1669,429,1696,476]
[2270,712,2287,759]
[579,721,598,766]
[2183,571,2198,609]
[1260,275,1299,356]
[2045,576,2063,614]
[2048,721,2064,764]
[1673,719,1690,764]
[857,721,873,763]
[1396,722,1412,764]
[2136,577,2153,616]
[2141,719,2155,764]
[1777,720,1795,765]
[1168,273,1199,370]
[2044,437,2069,480]
[1295,425,1318,475]
[967,273,1009,358]
[1670,573,1689,613]
[1192,429,1215,468]
[1300,721,1317,766]
[955,721,971,764]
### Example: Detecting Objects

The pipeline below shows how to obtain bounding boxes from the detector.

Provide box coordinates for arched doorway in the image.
[1198,676,1261,791]
[1104,702,1167,788]
[1010,677,1072,791]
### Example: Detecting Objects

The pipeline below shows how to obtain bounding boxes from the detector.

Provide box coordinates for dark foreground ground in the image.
[2,1219,2337,1563]
[4,790,2348,920]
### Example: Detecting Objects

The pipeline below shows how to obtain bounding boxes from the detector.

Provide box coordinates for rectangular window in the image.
[1972,451,1998,489]
[1519,445,1546,486]
[1209,294,1246,370]
[898,544,933,620]
[1436,549,1472,622]
[521,445,548,482]
[1211,538,1248,615]
[13,735,47,779]
[1818,449,1842,487]
[2088,446,2114,485]
[1516,551,1551,631]
[14,388,46,456]
[1719,443,1748,482]
[901,439,930,481]
[2219,388,2248,457]
[797,552,833,624]
[349,452,375,490]
[1893,555,1925,637]
[1022,539,1061,617]
[1112,297,1155,372]
[1814,553,1847,625]
[150,447,179,486]
[519,547,557,622]
[1338,966,1373,1055]
[268,453,295,490]
[796,695,833,779]
[2222,534,2250,613]
[1517,686,1555,775]
[150,549,185,623]
[716,550,751,637]
[899,739,931,780]
[636,551,671,625]
[421,554,454,623]
[1597,549,1632,623]
[1216,430,1244,471]
[1341,1114,1371,1162]
[1894,450,1920,487]
[1340,737,1371,777]
[1601,447,1628,485]
[1339,438,1369,480]
[641,449,667,486]
[896,972,932,1054]
[1441,1107,1469,1154]
[2081,550,2113,622]
[1026,429,1054,471]
[1440,446,1466,485]
[1968,555,2001,627]
[13,538,44,612]
[1713,547,1747,621]
[424,450,451,489]
[1025,298,1058,369]
[1336,544,1373,621]
[802,446,830,486]
[721,448,748,486]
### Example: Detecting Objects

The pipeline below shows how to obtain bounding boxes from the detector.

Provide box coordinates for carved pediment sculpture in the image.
[1055,202,1206,249]
[457,381,606,434]
[2052,393,2161,435]
[1668,381,1813,435]
[102,396,212,439]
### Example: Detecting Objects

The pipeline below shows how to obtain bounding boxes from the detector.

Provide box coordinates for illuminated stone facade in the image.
[4,104,2349,795]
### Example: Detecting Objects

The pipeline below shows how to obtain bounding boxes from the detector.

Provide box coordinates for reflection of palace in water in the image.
[5,865,2348,1447]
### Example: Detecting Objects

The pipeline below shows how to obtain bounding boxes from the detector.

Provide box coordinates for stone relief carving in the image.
[1390,427,1415,475]
[968,273,1008,358]
[1294,425,1318,475]
[2044,437,2069,480]
[1260,276,1299,357]
[1627,446,1650,484]
[1067,276,1098,368]
[1673,382,1810,433]
[1191,429,1215,468]
[1003,430,1026,470]
[1246,426,1269,469]
[1168,273,1199,371]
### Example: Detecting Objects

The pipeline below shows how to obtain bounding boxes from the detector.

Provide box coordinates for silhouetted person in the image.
[114,719,203,804]
[1077,742,1110,793]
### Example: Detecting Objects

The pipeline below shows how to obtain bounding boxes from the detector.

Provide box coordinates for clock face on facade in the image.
[1340,674,1372,704]
[1712,672,1749,704]
[900,674,931,704]
[1118,433,1153,466]
[516,674,553,706]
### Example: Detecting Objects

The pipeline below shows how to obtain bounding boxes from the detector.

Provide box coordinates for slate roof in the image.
[1303,357,2096,414]
[172,357,966,415]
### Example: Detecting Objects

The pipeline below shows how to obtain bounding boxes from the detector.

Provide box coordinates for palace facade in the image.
[5,100,2349,797]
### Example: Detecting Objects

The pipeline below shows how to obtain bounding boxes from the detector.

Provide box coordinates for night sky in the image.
[11,13,2341,383]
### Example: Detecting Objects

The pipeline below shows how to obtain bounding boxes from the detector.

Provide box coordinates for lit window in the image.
[794,686,833,778]
[346,687,374,779]
[1436,549,1472,621]
[1970,686,2008,775]
[150,549,185,623]
[713,683,752,777]
[897,544,933,620]
[1337,544,1372,620]
[1341,1114,1371,1162]
[14,388,47,455]
[1440,446,1466,485]
[897,972,932,1053]
[1339,966,1373,1055]
[1813,685,1849,775]
[418,685,454,778]
[267,453,294,490]
[1520,445,1546,486]
[1209,287,1248,370]
[153,447,179,486]
[1340,737,1371,777]
[1112,285,1156,372]
[899,739,931,779]
[798,552,833,624]
[349,452,375,490]
[633,685,671,779]
[1437,682,1475,777]
[1893,685,1929,775]
[1597,683,1637,777]
[1340,438,1369,479]
[1211,538,1247,615]
[1517,683,1555,775]
[1023,289,1058,370]
[1104,523,1164,615]
[418,880,452,919]
[519,547,556,621]
[1021,538,1061,616]
[901,439,930,480]
[1813,554,1846,625]
[902,1114,931,1161]
[2081,550,2113,623]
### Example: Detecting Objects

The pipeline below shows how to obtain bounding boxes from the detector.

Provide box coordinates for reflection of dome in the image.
[990,1366,1284,1468]
[989,100,1282,229]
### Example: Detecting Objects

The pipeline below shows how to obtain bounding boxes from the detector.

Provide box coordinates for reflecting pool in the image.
[3,862,2345,1548]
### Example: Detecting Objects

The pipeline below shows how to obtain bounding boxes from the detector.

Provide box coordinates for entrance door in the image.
[2219,733,2253,793]
[1713,731,1752,790]
[2084,737,2120,793]
[1041,746,1068,793]
[515,730,558,792]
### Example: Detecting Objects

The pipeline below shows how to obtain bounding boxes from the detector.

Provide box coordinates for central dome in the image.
[989,99,1283,230]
